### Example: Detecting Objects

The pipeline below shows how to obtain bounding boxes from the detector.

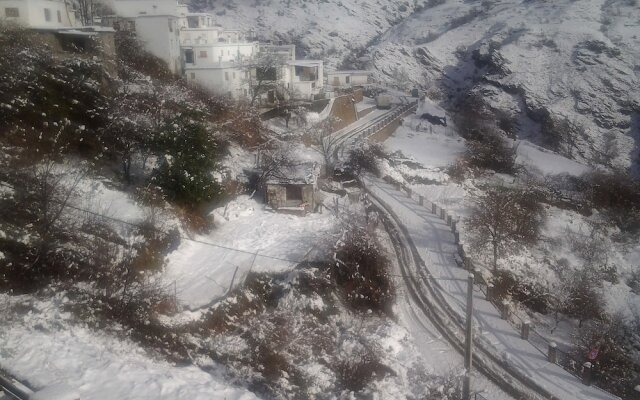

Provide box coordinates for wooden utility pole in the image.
[463,273,474,400]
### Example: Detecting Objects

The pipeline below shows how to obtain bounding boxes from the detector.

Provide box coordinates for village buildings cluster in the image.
[0,0,373,103]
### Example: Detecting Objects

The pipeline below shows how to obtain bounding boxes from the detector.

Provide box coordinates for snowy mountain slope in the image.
[369,0,640,169]
[188,0,422,67]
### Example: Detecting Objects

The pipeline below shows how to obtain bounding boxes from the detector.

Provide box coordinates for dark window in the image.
[199,50,207,58]
[57,10,61,23]
[345,75,350,84]
[5,8,19,17]
[184,49,194,63]
[44,8,51,22]
[285,185,303,201]
[256,66,277,81]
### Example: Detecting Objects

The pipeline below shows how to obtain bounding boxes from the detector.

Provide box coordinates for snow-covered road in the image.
[364,176,620,400]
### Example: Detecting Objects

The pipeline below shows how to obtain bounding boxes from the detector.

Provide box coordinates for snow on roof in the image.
[266,162,320,185]
[184,62,243,70]
[327,70,372,75]
[134,14,179,18]
[416,97,445,118]
[287,60,323,67]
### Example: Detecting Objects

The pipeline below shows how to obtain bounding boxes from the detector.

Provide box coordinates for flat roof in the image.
[287,60,323,66]
[184,62,244,70]
[327,70,372,75]
[181,41,256,47]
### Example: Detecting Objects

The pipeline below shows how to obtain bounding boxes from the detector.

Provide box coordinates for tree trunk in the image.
[122,153,132,184]
[492,240,499,274]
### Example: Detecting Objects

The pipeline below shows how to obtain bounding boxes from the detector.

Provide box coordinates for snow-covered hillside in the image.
[188,0,421,67]
[370,0,640,169]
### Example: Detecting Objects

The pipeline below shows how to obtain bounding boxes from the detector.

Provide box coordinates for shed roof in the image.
[266,162,320,185]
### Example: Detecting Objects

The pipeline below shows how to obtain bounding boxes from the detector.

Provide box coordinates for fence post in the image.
[395,182,401,191]
[406,187,412,197]
[501,300,510,320]
[432,203,437,214]
[486,284,493,301]
[582,362,593,386]
[464,256,473,271]
[548,342,558,364]
[521,321,530,340]
[454,231,460,244]
[440,208,446,220]
[446,214,452,226]
[419,195,424,206]
[451,220,457,233]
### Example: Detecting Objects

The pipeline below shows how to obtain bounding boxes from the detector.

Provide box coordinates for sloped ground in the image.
[370,0,640,169]
[191,0,421,67]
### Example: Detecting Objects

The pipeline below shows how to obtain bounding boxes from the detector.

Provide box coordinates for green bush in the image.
[152,114,222,208]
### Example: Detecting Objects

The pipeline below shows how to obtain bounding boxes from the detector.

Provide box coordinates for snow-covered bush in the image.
[464,128,517,174]
[333,221,393,314]
[467,184,545,273]
[584,171,640,233]
[344,142,386,177]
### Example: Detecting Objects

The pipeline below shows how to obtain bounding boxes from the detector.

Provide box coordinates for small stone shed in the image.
[265,162,320,215]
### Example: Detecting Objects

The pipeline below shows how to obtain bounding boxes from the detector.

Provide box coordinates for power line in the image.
[0,180,307,264]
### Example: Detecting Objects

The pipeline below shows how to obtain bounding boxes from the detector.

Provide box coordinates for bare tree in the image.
[76,0,94,26]
[254,141,299,189]
[305,116,343,178]
[244,51,285,106]
[467,185,545,273]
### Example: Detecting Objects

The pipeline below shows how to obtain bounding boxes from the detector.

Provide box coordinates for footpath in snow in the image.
[363,176,619,400]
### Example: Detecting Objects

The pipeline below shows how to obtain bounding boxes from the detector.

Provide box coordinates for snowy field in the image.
[0,294,258,400]
[165,195,339,309]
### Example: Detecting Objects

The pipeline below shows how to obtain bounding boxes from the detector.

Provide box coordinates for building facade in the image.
[1,0,76,28]
[102,0,324,101]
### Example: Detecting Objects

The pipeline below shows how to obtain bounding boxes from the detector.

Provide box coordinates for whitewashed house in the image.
[285,59,324,100]
[326,70,372,88]
[101,0,324,101]
[134,14,182,74]
[106,0,181,18]
[1,0,77,28]
[180,13,258,98]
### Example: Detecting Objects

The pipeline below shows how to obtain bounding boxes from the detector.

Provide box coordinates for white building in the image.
[134,15,182,74]
[285,60,324,100]
[101,0,324,101]
[326,70,372,88]
[105,0,180,18]
[1,0,77,28]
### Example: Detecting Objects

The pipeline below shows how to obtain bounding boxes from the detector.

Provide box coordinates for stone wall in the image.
[329,94,358,132]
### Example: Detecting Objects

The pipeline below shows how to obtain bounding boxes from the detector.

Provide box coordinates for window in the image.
[345,76,350,84]
[190,73,195,79]
[44,8,51,22]
[232,72,236,79]
[5,8,19,17]
[225,71,229,81]
[198,50,207,58]
[184,49,194,64]
[57,10,61,23]
[168,19,173,32]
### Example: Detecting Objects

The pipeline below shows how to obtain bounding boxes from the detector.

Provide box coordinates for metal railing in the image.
[381,177,625,400]
[0,373,32,400]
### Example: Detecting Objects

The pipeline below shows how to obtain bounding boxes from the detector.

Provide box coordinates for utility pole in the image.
[463,273,474,400]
